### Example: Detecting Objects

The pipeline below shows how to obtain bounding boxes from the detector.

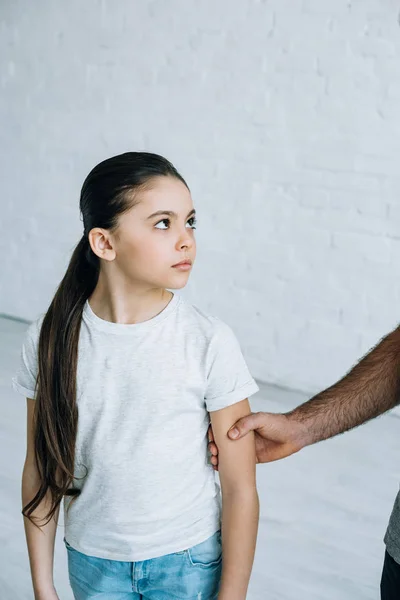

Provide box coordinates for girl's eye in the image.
[154,219,170,230]
[154,217,197,230]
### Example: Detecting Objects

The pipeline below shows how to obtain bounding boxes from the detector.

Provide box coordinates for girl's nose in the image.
[177,229,194,250]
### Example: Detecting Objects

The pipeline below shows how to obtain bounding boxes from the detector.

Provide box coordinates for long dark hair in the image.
[23,152,188,527]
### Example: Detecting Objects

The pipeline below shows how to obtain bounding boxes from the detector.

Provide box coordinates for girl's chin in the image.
[165,273,191,290]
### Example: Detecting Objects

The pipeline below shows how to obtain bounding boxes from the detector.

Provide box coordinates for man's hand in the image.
[208,411,311,470]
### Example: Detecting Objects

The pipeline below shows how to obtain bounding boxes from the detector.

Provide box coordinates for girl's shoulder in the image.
[178,296,238,345]
[12,313,46,400]
[26,312,45,341]
[20,313,46,356]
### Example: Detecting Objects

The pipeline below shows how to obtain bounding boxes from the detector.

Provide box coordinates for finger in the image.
[261,440,301,463]
[228,412,266,440]
[208,442,218,456]
[207,424,215,443]
[210,455,218,466]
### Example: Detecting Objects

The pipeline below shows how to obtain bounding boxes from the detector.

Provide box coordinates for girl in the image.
[12,152,260,600]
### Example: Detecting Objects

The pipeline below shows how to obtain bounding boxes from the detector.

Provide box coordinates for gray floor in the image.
[2,316,399,599]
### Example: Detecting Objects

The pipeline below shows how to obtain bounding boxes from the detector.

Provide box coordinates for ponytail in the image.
[22,236,98,527]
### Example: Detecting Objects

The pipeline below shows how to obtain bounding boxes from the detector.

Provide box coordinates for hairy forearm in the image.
[218,490,259,600]
[22,463,60,599]
[288,325,400,445]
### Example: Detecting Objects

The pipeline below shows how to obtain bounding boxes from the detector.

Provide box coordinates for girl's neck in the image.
[87,283,173,325]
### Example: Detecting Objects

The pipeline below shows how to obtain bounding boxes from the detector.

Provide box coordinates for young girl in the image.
[12,152,260,600]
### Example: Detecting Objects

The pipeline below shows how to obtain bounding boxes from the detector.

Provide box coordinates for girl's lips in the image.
[172,262,192,271]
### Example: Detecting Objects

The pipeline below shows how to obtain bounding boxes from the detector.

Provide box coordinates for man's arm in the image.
[289,325,400,444]
[208,325,400,466]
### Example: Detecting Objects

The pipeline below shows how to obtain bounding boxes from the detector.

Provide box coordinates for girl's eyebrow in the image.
[146,209,196,220]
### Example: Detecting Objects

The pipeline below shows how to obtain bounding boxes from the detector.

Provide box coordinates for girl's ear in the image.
[89,228,116,262]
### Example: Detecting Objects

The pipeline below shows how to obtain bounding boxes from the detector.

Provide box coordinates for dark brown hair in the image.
[22,152,187,527]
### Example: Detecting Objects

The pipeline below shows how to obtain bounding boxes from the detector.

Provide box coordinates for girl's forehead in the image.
[132,178,193,214]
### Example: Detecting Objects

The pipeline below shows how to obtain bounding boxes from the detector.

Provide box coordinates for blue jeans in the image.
[64,530,222,600]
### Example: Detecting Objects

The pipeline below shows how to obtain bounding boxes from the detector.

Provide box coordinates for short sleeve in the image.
[11,317,42,400]
[204,318,259,412]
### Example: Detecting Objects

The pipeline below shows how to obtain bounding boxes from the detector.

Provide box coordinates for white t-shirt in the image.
[12,293,259,561]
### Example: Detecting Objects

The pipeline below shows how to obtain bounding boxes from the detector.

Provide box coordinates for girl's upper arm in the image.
[25,398,37,467]
[209,399,256,494]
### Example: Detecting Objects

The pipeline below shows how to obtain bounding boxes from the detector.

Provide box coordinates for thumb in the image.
[228,412,266,440]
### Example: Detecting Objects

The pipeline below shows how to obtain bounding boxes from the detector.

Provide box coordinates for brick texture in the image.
[2,0,400,393]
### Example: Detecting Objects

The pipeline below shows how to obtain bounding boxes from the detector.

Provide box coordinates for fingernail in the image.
[229,427,239,439]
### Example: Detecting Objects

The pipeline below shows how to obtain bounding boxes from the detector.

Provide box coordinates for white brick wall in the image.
[2,0,400,393]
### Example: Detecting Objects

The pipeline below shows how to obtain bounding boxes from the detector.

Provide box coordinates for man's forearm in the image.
[218,490,259,600]
[288,325,400,445]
